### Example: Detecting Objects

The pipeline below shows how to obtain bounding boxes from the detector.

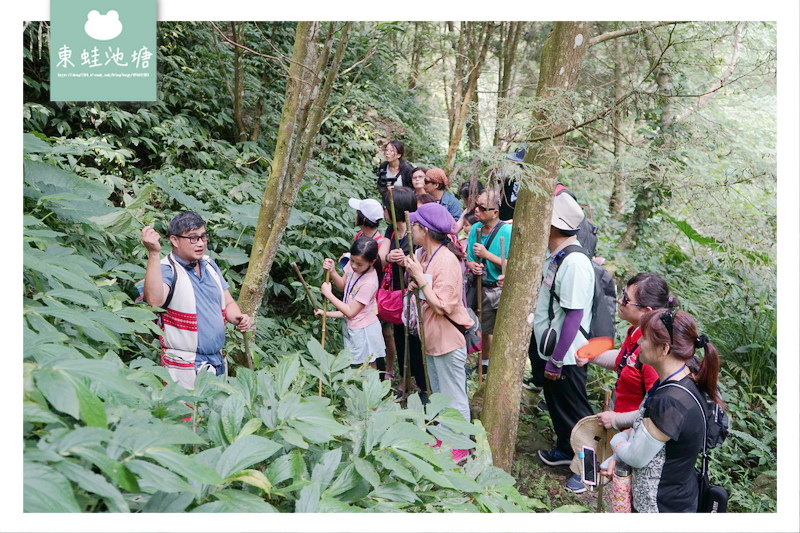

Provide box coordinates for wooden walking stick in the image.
[291,261,321,309]
[317,270,331,396]
[499,236,506,276]
[404,210,431,396]
[596,388,612,512]
[477,269,483,386]
[386,187,411,402]
[291,261,325,395]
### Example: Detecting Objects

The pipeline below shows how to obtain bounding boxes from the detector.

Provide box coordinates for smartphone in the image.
[581,445,597,486]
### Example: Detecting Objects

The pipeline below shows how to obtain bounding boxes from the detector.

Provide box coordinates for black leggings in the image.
[393,323,427,394]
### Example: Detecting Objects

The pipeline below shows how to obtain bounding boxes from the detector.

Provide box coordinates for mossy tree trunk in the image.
[236,22,353,365]
[480,22,589,472]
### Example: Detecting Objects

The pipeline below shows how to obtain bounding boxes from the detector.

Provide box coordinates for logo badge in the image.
[50,0,156,101]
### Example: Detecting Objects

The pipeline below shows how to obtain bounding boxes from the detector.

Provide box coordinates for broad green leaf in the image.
[424,392,453,419]
[295,481,321,512]
[34,305,97,329]
[71,447,140,492]
[380,422,433,449]
[217,246,249,266]
[54,427,112,453]
[278,426,308,449]
[275,355,301,396]
[53,460,129,512]
[552,503,591,512]
[325,463,359,498]
[111,423,206,454]
[428,425,476,451]
[192,489,277,513]
[23,400,64,425]
[265,453,294,486]
[442,471,482,493]
[476,466,516,488]
[215,435,282,479]
[141,491,195,513]
[392,449,453,489]
[318,496,363,512]
[143,447,224,486]
[310,448,342,490]
[24,462,82,512]
[435,408,481,435]
[34,368,80,420]
[23,132,52,153]
[220,393,245,443]
[370,481,419,503]
[227,469,272,493]
[353,457,381,489]
[70,375,107,428]
[126,459,195,494]
[45,288,100,308]
[237,417,263,439]
[373,452,417,485]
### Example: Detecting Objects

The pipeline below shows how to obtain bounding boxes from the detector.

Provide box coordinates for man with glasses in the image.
[422,168,463,221]
[140,211,251,389]
[466,189,512,375]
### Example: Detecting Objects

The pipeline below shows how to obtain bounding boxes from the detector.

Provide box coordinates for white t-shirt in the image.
[533,244,595,365]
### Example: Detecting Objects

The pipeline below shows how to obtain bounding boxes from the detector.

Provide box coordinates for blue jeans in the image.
[426,346,470,423]
[195,352,226,376]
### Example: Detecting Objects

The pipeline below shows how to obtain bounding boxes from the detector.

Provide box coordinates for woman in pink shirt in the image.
[317,237,385,367]
[404,203,474,463]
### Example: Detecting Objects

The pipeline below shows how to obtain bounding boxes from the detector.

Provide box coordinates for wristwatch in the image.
[549,358,564,368]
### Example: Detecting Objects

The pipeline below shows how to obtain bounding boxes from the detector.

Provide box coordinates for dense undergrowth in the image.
[22,21,776,513]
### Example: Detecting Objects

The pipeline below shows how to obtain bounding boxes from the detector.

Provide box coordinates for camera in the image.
[377,167,395,188]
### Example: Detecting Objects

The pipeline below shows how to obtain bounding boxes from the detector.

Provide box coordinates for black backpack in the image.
[549,244,616,340]
[555,183,598,258]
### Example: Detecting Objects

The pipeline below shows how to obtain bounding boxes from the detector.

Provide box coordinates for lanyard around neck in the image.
[344,270,367,303]
[423,243,446,273]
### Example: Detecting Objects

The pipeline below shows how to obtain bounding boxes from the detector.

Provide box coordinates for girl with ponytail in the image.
[600,308,724,512]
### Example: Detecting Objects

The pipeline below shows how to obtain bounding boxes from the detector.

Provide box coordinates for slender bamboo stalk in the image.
[477,272,483,386]
[404,210,431,396]
[596,388,612,512]
[499,236,506,276]
[318,270,331,396]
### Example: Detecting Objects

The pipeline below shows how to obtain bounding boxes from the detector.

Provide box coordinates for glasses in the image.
[660,309,675,343]
[174,233,209,244]
[424,178,439,185]
[474,204,496,212]
[619,288,646,308]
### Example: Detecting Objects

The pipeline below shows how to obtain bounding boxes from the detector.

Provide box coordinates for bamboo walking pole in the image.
[404,210,431,396]
[596,388,612,512]
[318,270,331,396]
[291,261,325,395]
[477,270,483,386]
[386,187,411,402]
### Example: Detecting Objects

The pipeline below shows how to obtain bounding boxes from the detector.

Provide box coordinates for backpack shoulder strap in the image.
[660,382,709,473]
[479,221,506,264]
[163,254,178,309]
[546,244,585,324]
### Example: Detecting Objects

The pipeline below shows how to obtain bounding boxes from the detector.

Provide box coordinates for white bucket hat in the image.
[551,193,584,233]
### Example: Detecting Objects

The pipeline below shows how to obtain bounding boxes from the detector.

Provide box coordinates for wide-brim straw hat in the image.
[569,415,619,480]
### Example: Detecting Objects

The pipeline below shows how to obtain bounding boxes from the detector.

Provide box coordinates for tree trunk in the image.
[608,33,627,219]
[444,22,494,174]
[467,85,480,150]
[409,22,421,90]
[237,22,352,337]
[231,22,247,142]
[493,21,523,148]
[480,22,589,472]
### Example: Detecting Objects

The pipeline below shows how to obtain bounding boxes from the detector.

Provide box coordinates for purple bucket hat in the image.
[409,202,455,234]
